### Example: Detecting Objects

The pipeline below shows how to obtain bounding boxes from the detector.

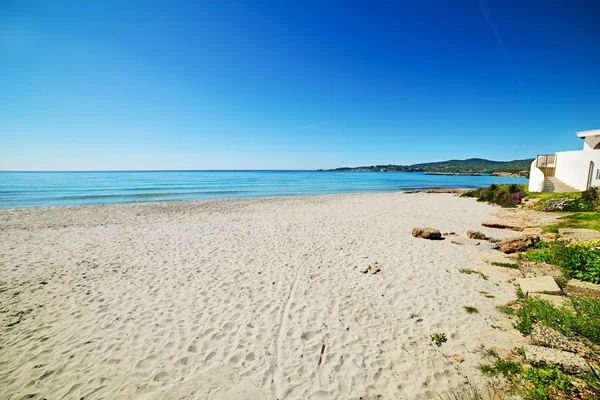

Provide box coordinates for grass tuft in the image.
[421,384,488,400]
[463,306,479,314]
[459,268,489,280]
[490,261,519,269]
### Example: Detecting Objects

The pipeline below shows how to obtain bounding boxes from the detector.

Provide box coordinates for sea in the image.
[0,170,528,209]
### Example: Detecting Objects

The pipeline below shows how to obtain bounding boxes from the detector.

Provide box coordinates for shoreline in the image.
[0,188,476,212]
[0,192,526,399]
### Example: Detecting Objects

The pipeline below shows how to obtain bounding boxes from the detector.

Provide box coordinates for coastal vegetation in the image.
[327,158,533,176]
[476,338,600,399]
[463,184,527,207]
[511,296,600,344]
[490,296,600,399]
[542,213,600,234]
[532,187,600,212]
[523,241,600,284]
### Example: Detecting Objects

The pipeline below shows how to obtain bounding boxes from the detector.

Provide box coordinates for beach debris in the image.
[359,262,382,274]
[449,354,464,363]
[530,324,593,357]
[497,234,540,253]
[481,220,524,231]
[524,345,591,375]
[466,230,487,240]
[518,276,561,295]
[412,228,442,240]
[371,262,381,274]
[318,344,325,366]
[566,279,600,299]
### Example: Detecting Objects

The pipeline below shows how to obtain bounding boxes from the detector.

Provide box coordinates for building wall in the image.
[554,150,600,191]
[528,160,545,192]
[583,136,600,151]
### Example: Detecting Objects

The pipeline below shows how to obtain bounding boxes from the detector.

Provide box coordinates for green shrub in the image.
[581,186,600,211]
[431,332,447,347]
[523,240,600,283]
[463,184,527,208]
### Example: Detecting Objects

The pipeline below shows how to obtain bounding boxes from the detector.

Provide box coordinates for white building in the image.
[529,129,600,192]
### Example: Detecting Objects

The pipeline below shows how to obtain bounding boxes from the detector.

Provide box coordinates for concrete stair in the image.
[542,177,579,193]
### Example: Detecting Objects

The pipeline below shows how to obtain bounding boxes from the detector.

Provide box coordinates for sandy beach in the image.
[0,193,527,399]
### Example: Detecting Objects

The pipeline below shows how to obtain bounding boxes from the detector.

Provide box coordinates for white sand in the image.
[0,193,525,400]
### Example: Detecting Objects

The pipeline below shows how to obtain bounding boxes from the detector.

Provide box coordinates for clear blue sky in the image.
[1,0,599,170]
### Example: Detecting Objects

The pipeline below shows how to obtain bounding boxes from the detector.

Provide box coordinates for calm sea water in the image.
[0,171,528,209]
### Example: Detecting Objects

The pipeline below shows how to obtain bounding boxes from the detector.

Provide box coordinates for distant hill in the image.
[326,158,534,177]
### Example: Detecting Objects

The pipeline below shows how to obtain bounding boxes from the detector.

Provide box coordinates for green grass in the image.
[523,240,600,283]
[526,191,580,201]
[542,212,600,233]
[489,261,519,269]
[478,291,495,298]
[459,268,489,280]
[496,305,517,315]
[477,358,522,377]
[463,306,479,314]
[513,297,600,345]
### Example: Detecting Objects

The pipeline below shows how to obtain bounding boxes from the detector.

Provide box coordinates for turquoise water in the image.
[0,171,527,209]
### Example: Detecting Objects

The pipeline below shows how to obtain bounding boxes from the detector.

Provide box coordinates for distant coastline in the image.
[321,157,532,178]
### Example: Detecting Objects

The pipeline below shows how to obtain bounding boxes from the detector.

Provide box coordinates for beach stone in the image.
[524,345,590,375]
[530,293,572,310]
[481,220,524,231]
[566,279,600,299]
[411,228,442,240]
[497,234,540,253]
[466,230,487,240]
[519,261,565,280]
[559,228,600,242]
[518,276,561,295]
[530,324,593,357]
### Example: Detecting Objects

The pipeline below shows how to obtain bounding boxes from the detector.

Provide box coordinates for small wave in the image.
[54,190,251,201]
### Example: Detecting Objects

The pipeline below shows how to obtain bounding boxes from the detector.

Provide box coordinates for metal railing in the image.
[536,154,557,177]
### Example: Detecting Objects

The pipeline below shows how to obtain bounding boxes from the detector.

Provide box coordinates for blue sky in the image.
[1,0,599,170]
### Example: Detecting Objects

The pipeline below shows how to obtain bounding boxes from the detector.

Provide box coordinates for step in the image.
[542,178,578,193]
